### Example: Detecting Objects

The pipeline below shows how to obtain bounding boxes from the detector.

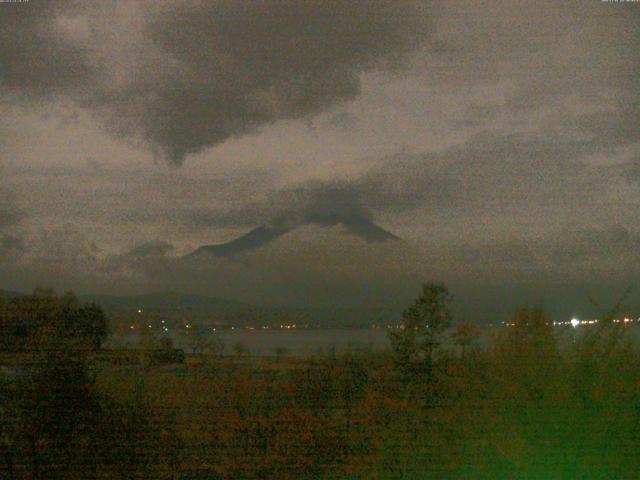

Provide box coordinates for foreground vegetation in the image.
[1,287,639,479]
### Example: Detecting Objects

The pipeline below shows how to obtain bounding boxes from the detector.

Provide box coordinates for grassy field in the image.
[87,321,640,479]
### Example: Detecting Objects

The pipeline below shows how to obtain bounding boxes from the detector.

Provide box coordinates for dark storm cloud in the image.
[622,157,640,183]
[325,111,358,131]
[0,168,23,229]
[548,226,640,263]
[176,180,377,232]
[272,181,375,224]
[187,181,398,257]
[0,234,24,258]
[456,241,535,266]
[126,241,175,258]
[0,209,20,229]
[28,226,99,265]
[454,225,640,267]
[0,1,92,97]
[450,1,638,108]
[332,130,602,215]
[1,0,431,163]
[182,106,639,236]
[185,123,605,248]
[354,103,640,216]
[176,206,273,230]
[570,106,640,151]
[88,241,178,283]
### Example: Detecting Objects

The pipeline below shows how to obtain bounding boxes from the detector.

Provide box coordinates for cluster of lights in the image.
[552,318,590,327]
[131,309,308,333]
[558,317,639,328]
[502,317,639,328]
[129,324,170,332]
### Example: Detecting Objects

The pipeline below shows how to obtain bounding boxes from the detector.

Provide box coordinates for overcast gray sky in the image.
[1,0,639,316]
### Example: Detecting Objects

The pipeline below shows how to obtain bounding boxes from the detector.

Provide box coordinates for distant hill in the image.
[186,213,398,258]
[0,286,403,329]
[187,224,289,258]
[81,291,249,311]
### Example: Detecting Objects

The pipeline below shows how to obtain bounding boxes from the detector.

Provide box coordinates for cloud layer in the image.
[1,0,639,315]
[1,0,430,163]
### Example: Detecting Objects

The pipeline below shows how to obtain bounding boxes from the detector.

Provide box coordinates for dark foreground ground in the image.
[2,322,640,479]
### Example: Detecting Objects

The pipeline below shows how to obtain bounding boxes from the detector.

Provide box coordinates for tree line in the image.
[1,285,639,478]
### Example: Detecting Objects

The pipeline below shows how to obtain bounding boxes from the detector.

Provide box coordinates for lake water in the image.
[106,329,392,356]
[104,323,640,356]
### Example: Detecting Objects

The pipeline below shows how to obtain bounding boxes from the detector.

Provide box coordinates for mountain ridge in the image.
[186,214,399,258]
[0,288,402,328]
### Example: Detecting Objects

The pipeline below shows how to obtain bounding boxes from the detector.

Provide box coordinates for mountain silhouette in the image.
[186,213,399,258]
